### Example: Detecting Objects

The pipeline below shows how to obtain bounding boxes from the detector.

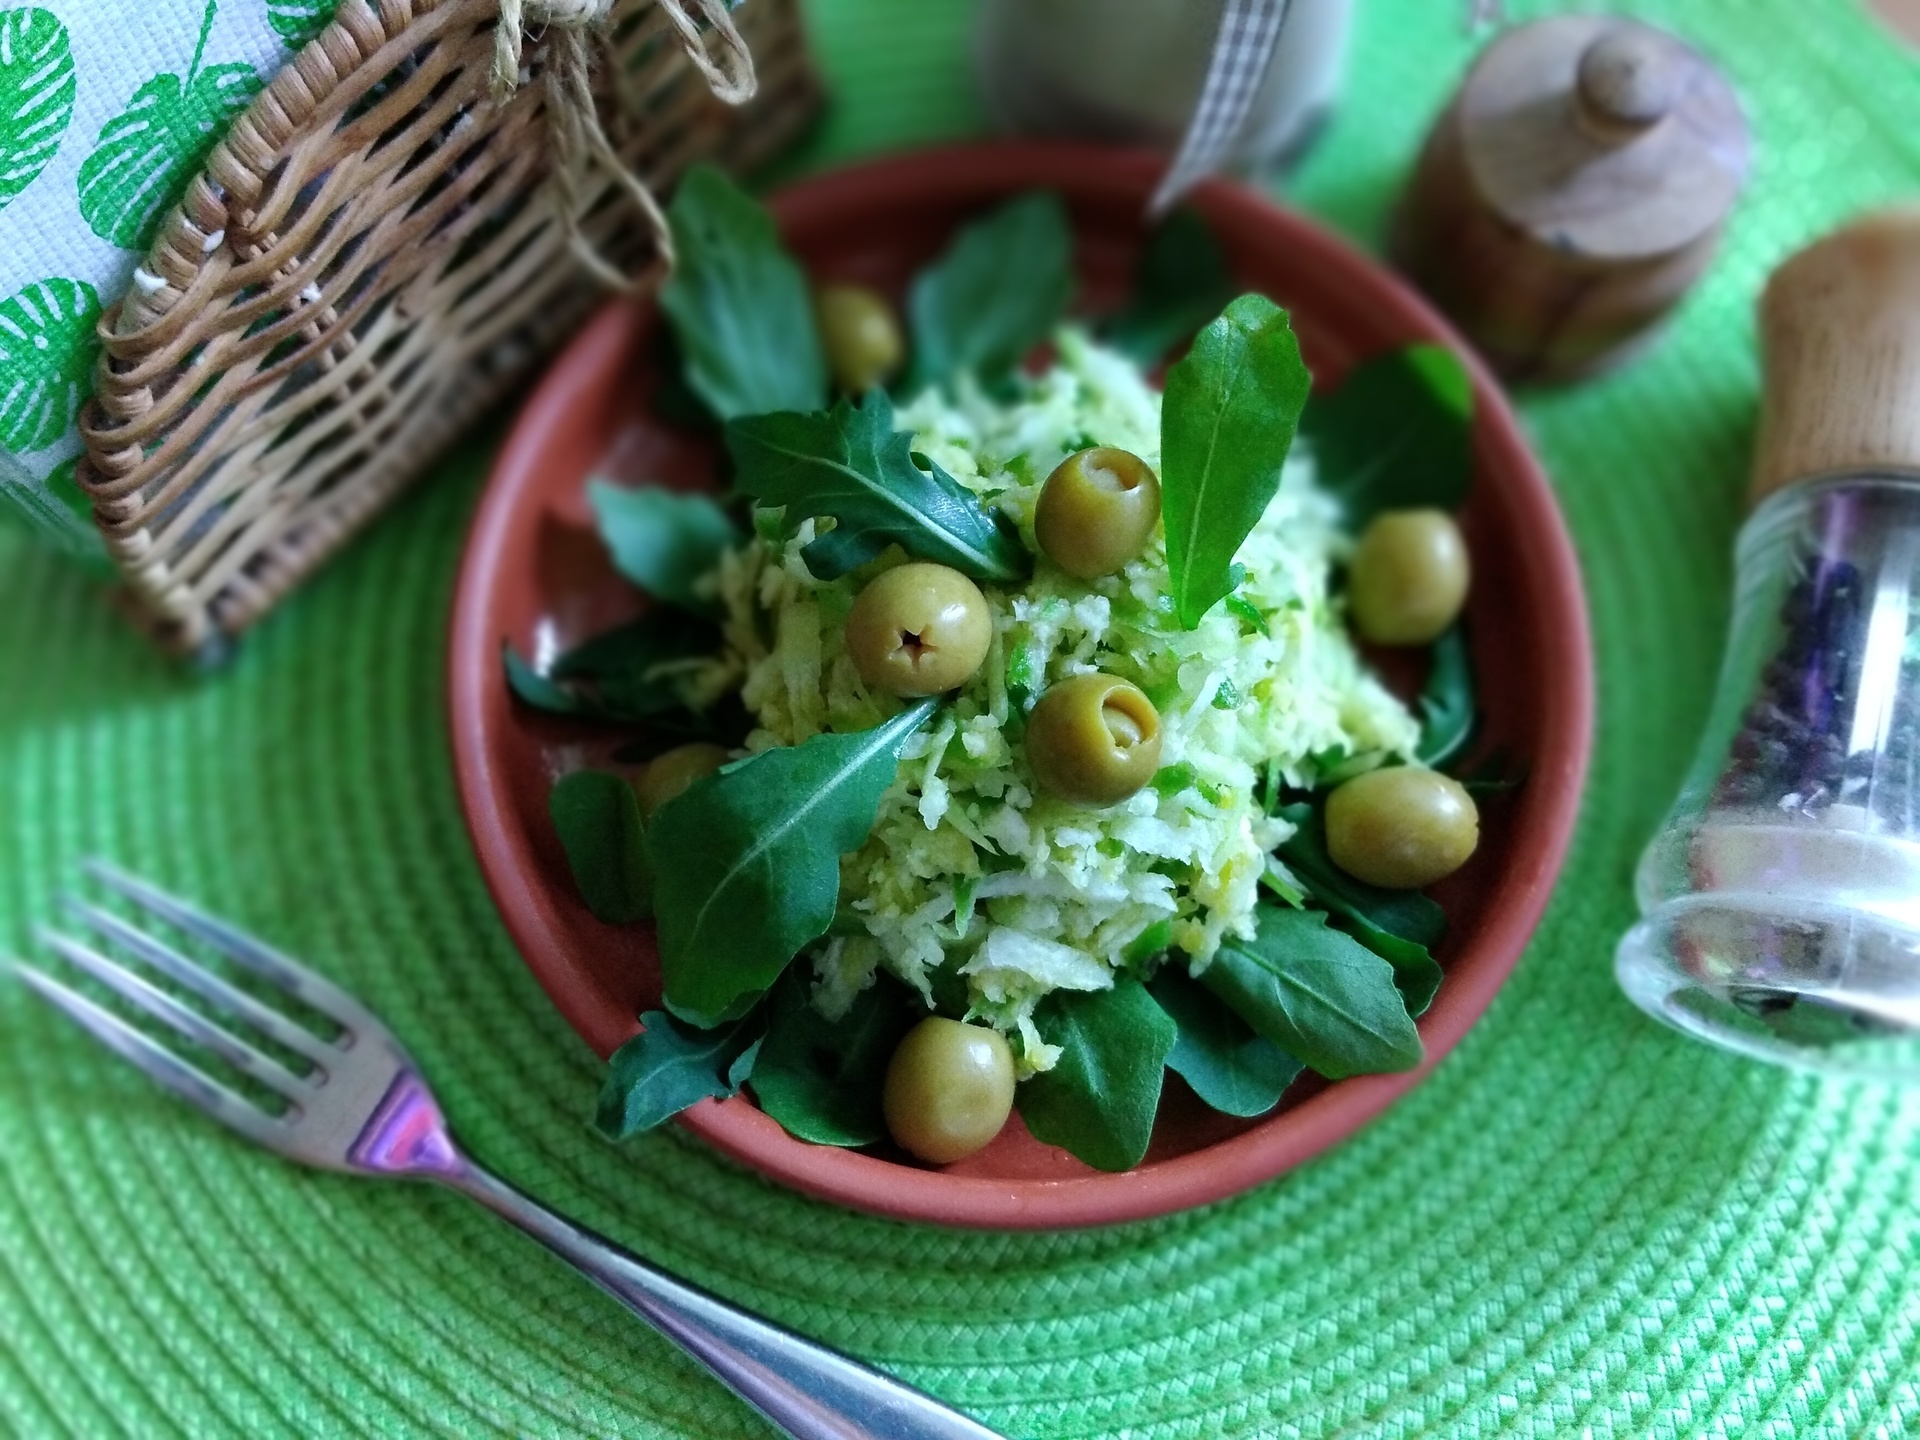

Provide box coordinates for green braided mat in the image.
[5,1,1919,1435]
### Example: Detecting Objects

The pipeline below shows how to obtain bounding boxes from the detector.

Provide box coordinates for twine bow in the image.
[490,0,757,290]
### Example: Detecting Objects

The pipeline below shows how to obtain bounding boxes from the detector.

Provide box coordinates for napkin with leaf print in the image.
[0,0,334,565]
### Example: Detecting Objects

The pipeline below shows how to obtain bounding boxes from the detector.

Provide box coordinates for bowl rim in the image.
[449,140,1594,1230]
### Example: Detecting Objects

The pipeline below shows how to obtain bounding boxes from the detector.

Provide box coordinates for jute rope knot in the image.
[490,0,758,290]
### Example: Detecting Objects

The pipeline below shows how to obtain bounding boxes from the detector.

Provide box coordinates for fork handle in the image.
[446,1163,1003,1440]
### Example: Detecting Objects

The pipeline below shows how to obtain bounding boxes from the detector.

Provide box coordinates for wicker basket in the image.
[75,0,818,656]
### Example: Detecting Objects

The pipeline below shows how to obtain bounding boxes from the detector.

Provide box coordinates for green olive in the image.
[634,742,730,817]
[844,562,993,697]
[1034,447,1162,579]
[815,283,904,394]
[882,1017,1016,1164]
[1325,766,1479,889]
[1347,508,1471,646]
[1025,672,1163,806]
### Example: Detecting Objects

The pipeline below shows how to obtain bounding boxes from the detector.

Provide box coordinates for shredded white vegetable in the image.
[702,330,1419,1073]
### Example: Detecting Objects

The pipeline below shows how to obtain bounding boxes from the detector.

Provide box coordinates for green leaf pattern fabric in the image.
[0,0,306,556]
[266,0,336,47]
[0,275,96,451]
[0,9,75,213]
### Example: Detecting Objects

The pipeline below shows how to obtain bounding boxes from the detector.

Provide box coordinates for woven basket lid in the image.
[1459,15,1750,260]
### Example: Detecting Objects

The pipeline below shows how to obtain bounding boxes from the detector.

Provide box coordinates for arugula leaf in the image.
[594,1009,764,1140]
[750,969,921,1146]
[647,700,937,1023]
[659,165,826,421]
[1200,905,1422,1080]
[1150,965,1303,1117]
[588,482,739,617]
[1415,626,1475,768]
[1105,208,1236,366]
[506,648,584,716]
[1390,951,1445,1020]
[1299,344,1473,523]
[725,390,1029,583]
[1160,293,1311,628]
[1273,802,1445,1016]
[1276,801,1445,955]
[1019,978,1176,1172]
[504,609,720,725]
[550,770,652,923]
[906,191,1073,392]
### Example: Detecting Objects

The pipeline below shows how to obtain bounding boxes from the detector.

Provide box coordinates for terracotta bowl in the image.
[449,143,1592,1230]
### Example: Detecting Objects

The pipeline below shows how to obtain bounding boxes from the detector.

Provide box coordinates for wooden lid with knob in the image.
[1753,210,1920,503]
[1391,15,1749,380]
[1461,16,1749,260]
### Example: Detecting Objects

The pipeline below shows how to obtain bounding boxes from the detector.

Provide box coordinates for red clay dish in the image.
[448,143,1593,1229]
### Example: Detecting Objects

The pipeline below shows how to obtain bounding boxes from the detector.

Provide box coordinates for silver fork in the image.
[11,862,1001,1440]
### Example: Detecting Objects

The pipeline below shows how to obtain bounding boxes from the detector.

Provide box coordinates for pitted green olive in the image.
[815,283,904,394]
[1034,447,1162,579]
[1025,672,1163,806]
[635,742,729,817]
[1325,766,1479,889]
[1347,508,1470,646]
[882,1017,1016,1163]
[844,562,993,697]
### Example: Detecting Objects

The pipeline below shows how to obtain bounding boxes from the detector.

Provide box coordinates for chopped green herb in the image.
[1225,593,1269,635]
[1122,919,1174,965]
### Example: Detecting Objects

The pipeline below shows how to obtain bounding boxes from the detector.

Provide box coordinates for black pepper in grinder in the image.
[1619,212,1920,1077]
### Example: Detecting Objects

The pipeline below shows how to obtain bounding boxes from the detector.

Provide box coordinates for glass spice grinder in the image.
[1618,211,1920,1080]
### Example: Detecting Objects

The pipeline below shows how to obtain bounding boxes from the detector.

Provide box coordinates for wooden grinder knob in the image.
[1752,210,1920,504]
[1391,16,1750,381]
[1573,27,1685,139]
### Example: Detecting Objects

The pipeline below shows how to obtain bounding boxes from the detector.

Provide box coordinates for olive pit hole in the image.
[1085,452,1138,493]
[1101,695,1152,749]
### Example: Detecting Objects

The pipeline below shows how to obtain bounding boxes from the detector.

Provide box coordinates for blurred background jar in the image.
[974,0,1353,174]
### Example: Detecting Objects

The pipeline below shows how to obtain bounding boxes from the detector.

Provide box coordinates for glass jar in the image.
[973,0,1352,173]
[1618,476,1920,1078]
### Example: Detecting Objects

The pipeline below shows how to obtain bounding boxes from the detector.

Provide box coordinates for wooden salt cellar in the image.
[1391,16,1749,382]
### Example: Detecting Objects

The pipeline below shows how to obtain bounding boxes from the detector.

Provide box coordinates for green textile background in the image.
[5,1,1920,1435]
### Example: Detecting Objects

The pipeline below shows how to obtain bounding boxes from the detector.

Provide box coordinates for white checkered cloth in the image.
[1149,0,1292,215]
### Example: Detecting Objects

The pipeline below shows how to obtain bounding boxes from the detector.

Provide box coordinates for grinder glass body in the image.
[1617,212,1920,1079]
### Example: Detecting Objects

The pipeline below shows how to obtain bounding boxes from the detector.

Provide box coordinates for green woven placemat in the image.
[5,1,1920,1435]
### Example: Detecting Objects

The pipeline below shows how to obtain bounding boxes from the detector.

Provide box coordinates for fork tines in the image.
[9,863,361,1141]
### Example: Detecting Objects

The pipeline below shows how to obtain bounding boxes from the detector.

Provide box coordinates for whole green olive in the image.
[634,742,730,818]
[1034,447,1162,579]
[882,1017,1016,1164]
[1325,766,1479,889]
[844,562,993,697]
[1025,672,1163,806]
[1347,508,1471,646]
[815,283,904,394]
